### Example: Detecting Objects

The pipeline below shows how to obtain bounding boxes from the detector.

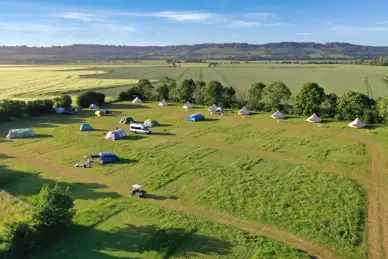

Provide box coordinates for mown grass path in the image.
[0,144,337,259]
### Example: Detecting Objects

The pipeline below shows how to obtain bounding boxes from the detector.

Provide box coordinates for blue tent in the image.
[188,113,205,122]
[80,124,95,131]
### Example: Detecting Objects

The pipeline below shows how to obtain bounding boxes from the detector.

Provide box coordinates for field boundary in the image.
[364,76,373,99]
[0,144,337,259]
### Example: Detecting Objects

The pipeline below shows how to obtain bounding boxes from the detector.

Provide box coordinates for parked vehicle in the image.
[188,113,205,122]
[129,123,152,134]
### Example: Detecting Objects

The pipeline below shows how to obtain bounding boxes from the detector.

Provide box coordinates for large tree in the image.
[377,98,388,124]
[336,91,375,120]
[247,82,266,110]
[136,79,154,100]
[53,95,72,109]
[262,81,292,108]
[294,82,325,115]
[204,81,224,105]
[320,93,338,118]
[175,79,196,102]
[154,85,170,100]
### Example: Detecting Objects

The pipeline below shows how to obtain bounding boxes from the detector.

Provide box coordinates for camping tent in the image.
[183,102,193,109]
[80,124,95,131]
[159,99,168,106]
[6,129,36,139]
[306,113,321,123]
[348,118,366,129]
[238,107,250,115]
[89,104,100,109]
[144,119,160,127]
[271,110,285,119]
[119,117,135,124]
[132,97,142,104]
[105,129,127,140]
[208,104,217,112]
[95,110,105,117]
[56,107,65,114]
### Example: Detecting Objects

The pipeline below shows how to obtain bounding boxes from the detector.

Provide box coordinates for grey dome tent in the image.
[105,129,127,140]
[80,124,95,131]
[119,117,135,124]
[6,129,36,139]
[144,119,160,127]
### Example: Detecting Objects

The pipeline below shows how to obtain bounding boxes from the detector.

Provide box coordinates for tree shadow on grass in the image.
[116,158,138,165]
[31,221,231,259]
[158,123,172,127]
[104,103,151,110]
[0,163,121,200]
[150,132,176,136]
[145,194,179,200]
[35,134,54,138]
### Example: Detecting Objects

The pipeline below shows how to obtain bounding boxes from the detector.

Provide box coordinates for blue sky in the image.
[0,0,388,46]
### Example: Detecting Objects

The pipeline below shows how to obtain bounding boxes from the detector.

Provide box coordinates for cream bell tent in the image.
[159,99,168,106]
[132,97,142,104]
[183,102,193,109]
[348,118,366,129]
[208,104,217,112]
[271,110,285,119]
[238,107,250,115]
[306,113,321,123]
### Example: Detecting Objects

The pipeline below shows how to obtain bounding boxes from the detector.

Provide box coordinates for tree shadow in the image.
[150,132,176,136]
[120,135,146,141]
[145,194,179,200]
[117,158,138,165]
[200,118,219,122]
[158,124,172,127]
[104,103,150,110]
[35,134,53,138]
[0,163,121,200]
[31,222,231,259]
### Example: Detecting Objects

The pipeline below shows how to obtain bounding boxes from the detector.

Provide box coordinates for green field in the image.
[3,101,388,258]
[1,63,388,100]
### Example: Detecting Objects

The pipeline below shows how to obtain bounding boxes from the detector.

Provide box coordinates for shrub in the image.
[25,100,53,117]
[76,91,105,108]
[1,221,36,259]
[336,91,374,120]
[53,95,72,109]
[0,100,26,119]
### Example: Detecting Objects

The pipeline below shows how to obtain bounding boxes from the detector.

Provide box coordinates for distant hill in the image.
[1,42,388,63]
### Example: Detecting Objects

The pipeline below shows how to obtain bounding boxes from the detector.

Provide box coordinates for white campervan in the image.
[129,123,152,134]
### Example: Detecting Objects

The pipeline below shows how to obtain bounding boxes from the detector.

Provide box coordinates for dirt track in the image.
[0,145,337,259]
[366,143,388,259]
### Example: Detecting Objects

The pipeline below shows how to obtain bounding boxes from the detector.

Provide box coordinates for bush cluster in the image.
[76,91,105,108]
[0,184,75,259]
[0,99,54,122]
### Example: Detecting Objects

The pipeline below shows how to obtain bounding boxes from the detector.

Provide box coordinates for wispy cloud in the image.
[296,32,311,35]
[227,20,295,28]
[331,25,388,31]
[227,20,262,28]
[59,12,94,21]
[376,21,388,25]
[243,12,275,18]
[150,11,216,23]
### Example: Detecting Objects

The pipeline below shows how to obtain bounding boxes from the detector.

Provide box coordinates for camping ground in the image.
[1,102,388,259]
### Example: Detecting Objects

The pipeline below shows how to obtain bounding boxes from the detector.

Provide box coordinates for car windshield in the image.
[143,126,149,130]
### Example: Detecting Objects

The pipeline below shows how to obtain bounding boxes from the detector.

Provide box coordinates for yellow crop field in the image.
[0,66,140,99]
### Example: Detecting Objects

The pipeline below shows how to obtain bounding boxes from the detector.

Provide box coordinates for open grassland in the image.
[1,63,388,100]
[3,102,388,258]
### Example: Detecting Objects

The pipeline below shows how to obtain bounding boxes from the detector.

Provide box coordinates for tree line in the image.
[118,76,238,108]
[246,81,388,124]
[0,184,75,259]
[0,92,107,122]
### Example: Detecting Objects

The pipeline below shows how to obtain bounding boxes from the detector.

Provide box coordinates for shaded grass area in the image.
[32,198,313,259]
[0,102,371,258]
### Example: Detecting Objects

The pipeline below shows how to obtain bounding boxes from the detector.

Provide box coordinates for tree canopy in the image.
[336,91,375,120]
[248,82,266,110]
[262,81,292,108]
[294,82,325,115]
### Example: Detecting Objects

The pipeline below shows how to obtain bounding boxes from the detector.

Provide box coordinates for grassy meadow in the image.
[0,62,388,100]
[2,101,386,258]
